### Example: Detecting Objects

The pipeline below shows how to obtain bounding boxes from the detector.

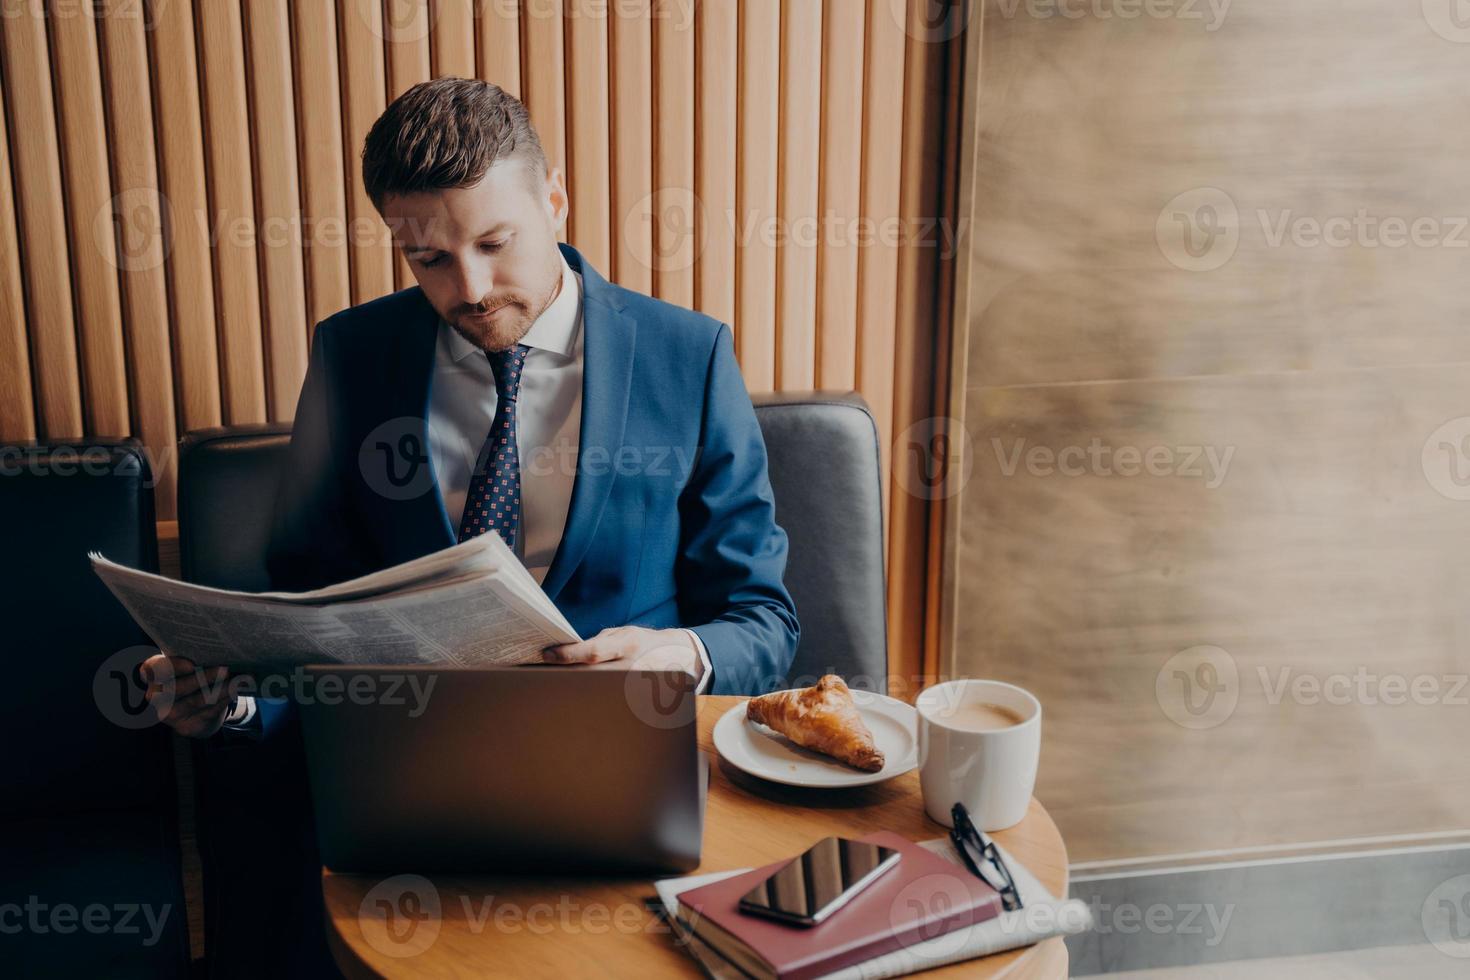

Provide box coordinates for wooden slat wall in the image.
[0,0,963,681]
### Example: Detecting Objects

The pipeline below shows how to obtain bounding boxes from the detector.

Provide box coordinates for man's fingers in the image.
[139,653,195,686]
[150,664,229,701]
[543,638,622,664]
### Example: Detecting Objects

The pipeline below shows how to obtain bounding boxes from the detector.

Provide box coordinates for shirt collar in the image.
[442,253,581,362]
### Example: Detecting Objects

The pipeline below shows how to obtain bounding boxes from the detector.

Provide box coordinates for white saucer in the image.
[712,690,919,788]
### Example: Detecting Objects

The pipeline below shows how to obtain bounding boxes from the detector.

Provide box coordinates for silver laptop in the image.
[297,665,705,874]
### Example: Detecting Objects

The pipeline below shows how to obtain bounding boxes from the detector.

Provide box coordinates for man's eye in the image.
[417,254,446,268]
[482,240,507,253]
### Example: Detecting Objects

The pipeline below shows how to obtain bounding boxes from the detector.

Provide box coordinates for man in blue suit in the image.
[141,77,797,974]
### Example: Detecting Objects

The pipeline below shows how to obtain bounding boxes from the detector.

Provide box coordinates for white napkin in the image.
[653,836,1093,980]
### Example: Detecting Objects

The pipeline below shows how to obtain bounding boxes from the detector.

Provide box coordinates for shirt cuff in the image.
[683,629,713,695]
[221,694,259,732]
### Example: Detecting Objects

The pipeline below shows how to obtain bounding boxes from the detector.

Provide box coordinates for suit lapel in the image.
[541,245,636,601]
[367,290,458,567]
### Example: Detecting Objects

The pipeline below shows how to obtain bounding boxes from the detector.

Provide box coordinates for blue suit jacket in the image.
[263,244,799,724]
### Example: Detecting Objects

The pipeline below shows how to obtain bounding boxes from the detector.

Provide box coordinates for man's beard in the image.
[448,272,563,353]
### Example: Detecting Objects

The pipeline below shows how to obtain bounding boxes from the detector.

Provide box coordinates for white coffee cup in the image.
[915,679,1041,831]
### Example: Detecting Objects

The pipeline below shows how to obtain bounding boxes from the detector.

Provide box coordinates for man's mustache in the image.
[454,297,520,318]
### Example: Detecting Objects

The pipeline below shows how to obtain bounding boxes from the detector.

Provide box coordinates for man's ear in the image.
[544,167,569,233]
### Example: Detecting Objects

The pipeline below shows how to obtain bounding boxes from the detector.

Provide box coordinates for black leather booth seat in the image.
[0,440,189,976]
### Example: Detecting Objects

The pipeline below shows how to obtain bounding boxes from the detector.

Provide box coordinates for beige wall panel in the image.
[694,0,737,327]
[774,0,821,390]
[520,0,567,188]
[477,0,522,96]
[958,367,1470,860]
[339,0,395,303]
[609,0,653,293]
[1,2,83,438]
[564,0,611,272]
[245,0,309,421]
[196,0,267,424]
[651,0,694,306]
[292,0,353,331]
[815,0,864,393]
[736,0,781,393]
[96,9,178,508]
[49,7,130,436]
[0,78,36,442]
[384,0,434,290]
[434,0,478,78]
[147,0,222,432]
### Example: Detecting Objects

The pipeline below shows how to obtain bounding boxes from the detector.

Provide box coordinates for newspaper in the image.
[89,532,581,673]
[653,836,1092,980]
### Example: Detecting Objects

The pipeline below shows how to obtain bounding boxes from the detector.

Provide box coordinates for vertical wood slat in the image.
[147,0,222,433]
[1,1,83,438]
[775,0,822,390]
[384,0,434,289]
[96,9,179,510]
[244,0,309,421]
[520,0,566,244]
[815,0,865,393]
[564,0,611,273]
[195,0,267,424]
[736,0,780,393]
[0,78,37,442]
[434,0,478,78]
[477,0,522,96]
[652,0,694,307]
[888,0,954,694]
[292,0,352,331]
[339,0,395,304]
[857,0,907,550]
[48,6,130,436]
[609,0,653,293]
[695,0,737,328]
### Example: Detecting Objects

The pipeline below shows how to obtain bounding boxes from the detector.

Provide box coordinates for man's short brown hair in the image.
[362,77,547,209]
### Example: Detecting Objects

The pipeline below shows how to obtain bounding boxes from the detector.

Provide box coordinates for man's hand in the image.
[543,626,701,678]
[139,653,239,739]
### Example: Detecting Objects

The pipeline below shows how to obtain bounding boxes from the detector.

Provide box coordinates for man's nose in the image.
[452,259,494,306]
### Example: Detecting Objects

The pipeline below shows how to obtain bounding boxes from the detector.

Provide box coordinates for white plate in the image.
[712,690,919,788]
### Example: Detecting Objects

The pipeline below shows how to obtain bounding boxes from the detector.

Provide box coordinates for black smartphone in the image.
[737,837,901,927]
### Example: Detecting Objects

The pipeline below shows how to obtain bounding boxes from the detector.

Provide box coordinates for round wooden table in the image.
[322,695,1070,978]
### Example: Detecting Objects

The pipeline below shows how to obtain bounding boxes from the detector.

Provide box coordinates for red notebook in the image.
[677,830,1003,980]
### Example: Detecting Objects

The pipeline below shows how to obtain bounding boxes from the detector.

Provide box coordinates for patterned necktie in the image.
[457,344,531,548]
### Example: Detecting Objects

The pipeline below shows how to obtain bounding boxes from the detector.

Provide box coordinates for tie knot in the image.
[486,344,530,401]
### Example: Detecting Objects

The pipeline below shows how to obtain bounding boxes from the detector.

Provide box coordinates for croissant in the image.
[745,675,886,772]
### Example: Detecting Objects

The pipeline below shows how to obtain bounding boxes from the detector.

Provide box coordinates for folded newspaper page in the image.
[90,533,580,673]
[653,837,1092,980]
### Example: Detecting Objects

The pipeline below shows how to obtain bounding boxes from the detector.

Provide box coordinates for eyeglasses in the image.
[949,802,1023,912]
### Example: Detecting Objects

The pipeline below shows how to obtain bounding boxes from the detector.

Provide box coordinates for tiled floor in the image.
[1079,943,1465,979]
